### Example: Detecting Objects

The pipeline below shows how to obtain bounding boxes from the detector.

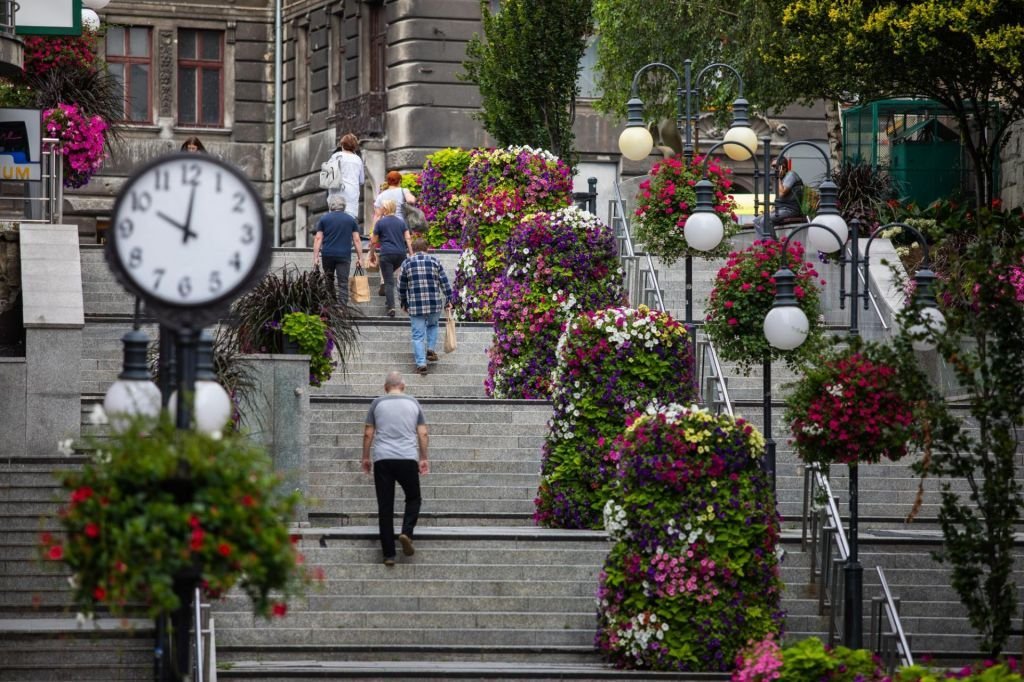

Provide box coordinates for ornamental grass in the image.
[486,206,626,399]
[534,306,696,529]
[596,403,782,672]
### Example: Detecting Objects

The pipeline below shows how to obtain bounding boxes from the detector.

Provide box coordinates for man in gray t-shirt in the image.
[362,371,430,565]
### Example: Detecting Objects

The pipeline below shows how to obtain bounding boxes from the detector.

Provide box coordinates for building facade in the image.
[66,0,831,246]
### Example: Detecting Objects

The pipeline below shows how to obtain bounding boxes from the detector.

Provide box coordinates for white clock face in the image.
[110,154,266,307]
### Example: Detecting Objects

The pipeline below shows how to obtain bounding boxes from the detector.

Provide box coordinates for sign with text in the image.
[0,109,43,183]
[15,0,83,36]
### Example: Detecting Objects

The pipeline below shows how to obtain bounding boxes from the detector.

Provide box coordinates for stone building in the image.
[57,0,832,246]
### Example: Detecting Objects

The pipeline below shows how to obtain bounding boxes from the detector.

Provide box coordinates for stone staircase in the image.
[1,241,1022,680]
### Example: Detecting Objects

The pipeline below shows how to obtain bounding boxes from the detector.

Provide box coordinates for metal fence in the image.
[0,137,63,225]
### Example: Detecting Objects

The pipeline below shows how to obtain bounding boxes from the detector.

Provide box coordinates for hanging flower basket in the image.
[43,103,108,189]
[784,341,929,466]
[42,417,314,619]
[633,155,738,265]
[704,238,826,374]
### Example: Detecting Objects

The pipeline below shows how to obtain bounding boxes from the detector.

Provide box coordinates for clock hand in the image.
[156,210,185,230]
[180,186,199,244]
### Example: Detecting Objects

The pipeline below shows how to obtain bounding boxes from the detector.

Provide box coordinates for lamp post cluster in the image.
[617,59,759,327]
[616,59,947,651]
[764,216,945,649]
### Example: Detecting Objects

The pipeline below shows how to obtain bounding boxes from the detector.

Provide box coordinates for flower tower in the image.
[452,146,573,321]
[534,306,697,529]
[417,148,473,249]
[596,403,783,672]
[486,206,626,399]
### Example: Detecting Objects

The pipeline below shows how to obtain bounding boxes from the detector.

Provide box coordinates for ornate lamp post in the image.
[764,219,945,648]
[617,59,758,327]
[103,152,271,681]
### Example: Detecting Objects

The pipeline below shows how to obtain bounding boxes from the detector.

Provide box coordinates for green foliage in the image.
[418,148,473,248]
[771,0,1024,205]
[894,660,1023,681]
[0,79,36,108]
[43,416,310,619]
[281,312,335,387]
[399,172,420,194]
[229,264,357,385]
[778,638,886,681]
[591,0,800,126]
[462,0,592,169]
[898,214,1024,655]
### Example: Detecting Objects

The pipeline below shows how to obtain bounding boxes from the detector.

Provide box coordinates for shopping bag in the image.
[349,265,370,303]
[443,308,458,354]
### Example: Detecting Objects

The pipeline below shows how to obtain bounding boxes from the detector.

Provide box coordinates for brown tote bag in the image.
[444,307,457,354]
[349,265,370,303]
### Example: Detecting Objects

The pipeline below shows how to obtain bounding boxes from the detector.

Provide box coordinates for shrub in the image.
[281,312,337,387]
[486,206,626,398]
[534,306,697,529]
[596,403,782,671]
[733,637,888,681]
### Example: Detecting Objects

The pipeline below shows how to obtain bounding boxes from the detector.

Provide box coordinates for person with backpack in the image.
[373,170,417,223]
[320,133,365,224]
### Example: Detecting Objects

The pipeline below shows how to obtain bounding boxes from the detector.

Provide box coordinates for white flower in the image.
[57,439,75,456]
[75,612,95,628]
[88,404,108,426]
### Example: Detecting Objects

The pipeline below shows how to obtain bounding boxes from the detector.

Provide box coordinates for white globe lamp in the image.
[83,0,112,9]
[684,180,725,252]
[809,181,848,253]
[81,8,101,31]
[618,97,654,161]
[723,98,758,161]
[103,330,162,431]
[763,267,810,350]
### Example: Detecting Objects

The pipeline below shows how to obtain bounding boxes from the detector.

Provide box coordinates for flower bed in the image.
[784,341,930,466]
[705,238,826,374]
[43,417,312,618]
[596,403,782,671]
[733,636,888,681]
[486,206,626,399]
[633,155,738,264]
[534,306,697,529]
[452,146,573,320]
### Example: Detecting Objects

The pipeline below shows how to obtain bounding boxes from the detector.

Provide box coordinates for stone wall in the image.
[1000,119,1024,210]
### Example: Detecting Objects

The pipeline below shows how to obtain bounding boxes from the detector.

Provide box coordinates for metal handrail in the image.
[849,240,888,332]
[802,464,850,646]
[611,178,735,418]
[870,565,915,672]
[0,1,17,34]
[0,137,64,225]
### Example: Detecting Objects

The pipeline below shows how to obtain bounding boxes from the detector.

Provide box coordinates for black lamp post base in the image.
[843,559,864,648]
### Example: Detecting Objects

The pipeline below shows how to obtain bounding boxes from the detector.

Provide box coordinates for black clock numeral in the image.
[229,251,242,271]
[209,270,223,293]
[129,247,143,269]
[215,172,223,193]
[232,191,245,213]
[130,191,152,212]
[181,162,201,187]
[154,169,170,191]
[178,276,192,298]
[241,223,254,244]
[118,218,134,239]
[152,268,165,291]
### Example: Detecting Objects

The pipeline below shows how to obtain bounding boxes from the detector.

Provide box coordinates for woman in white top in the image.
[373,170,417,223]
[326,133,365,222]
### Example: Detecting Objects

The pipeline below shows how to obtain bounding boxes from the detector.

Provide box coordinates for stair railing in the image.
[870,565,914,672]
[611,179,734,417]
[802,463,850,646]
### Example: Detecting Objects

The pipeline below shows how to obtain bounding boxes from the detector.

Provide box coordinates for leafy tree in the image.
[772,0,1024,206]
[590,0,800,126]
[462,0,592,169]
[899,213,1024,655]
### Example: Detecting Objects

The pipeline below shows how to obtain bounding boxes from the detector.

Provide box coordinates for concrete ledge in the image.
[20,225,84,329]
